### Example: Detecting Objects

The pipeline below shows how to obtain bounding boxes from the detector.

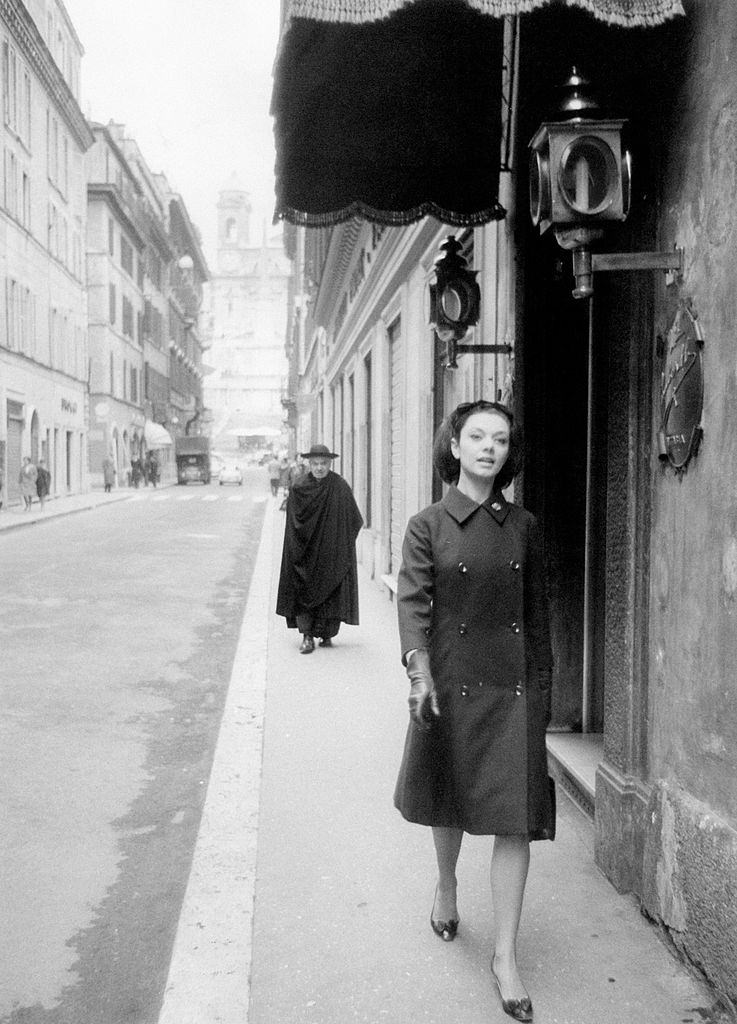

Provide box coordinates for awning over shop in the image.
[144,422,174,448]
[271,0,684,228]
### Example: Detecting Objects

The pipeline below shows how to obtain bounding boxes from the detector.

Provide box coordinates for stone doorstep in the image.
[547,731,603,823]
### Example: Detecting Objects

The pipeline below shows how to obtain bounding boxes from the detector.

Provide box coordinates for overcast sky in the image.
[64,0,281,267]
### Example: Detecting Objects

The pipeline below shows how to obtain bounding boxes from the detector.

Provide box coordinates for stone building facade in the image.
[85,124,208,487]
[0,0,92,506]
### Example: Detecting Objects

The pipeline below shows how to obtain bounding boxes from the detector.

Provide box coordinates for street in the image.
[0,475,725,1024]
[0,470,267,1024]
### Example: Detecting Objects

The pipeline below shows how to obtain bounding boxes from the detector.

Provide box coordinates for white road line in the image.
[202,494,219,502]
[157,504,273,1024]
[175,494,196,501]
[152,494,171,502]
[226,495,244,502]
[128,494,147,501]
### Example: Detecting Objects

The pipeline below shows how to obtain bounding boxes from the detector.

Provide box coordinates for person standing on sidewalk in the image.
[267,455,281,497]
[102,455,115,493]
[35,459,51,511]
[19,457,37,511]
[276,443,363,654]
[394,400,554,1024]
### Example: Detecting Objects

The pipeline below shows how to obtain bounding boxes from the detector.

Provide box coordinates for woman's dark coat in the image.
[276,470,363,627]
[36,467,51,498]
[395,485,554,839]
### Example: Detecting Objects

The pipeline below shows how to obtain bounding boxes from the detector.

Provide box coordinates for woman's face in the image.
[451,410,510,486]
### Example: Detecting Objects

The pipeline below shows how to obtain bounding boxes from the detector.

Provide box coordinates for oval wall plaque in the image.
[658,300,704,475]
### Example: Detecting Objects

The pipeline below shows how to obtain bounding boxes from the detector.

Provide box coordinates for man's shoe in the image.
[299,635,315,654]
[319,637,333,647]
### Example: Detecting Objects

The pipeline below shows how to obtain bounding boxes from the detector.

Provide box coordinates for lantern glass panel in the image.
[441,286,464,323]
[559,136,617,216]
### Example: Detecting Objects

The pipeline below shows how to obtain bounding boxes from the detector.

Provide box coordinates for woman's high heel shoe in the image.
[490,965,533,1022]
[430,887,459,942]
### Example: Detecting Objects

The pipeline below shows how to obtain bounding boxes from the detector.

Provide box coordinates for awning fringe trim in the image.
[284,0,684,27]
[273,199,508,229]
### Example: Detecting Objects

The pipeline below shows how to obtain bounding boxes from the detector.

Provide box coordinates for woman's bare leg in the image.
[491,835,530,1000]
[431,826,463,922]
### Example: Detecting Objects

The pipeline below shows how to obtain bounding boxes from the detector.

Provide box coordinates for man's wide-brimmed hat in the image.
[301,443,338,459]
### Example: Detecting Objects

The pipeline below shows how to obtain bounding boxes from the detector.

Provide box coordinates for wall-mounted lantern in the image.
[429,236,511,367]
[529,68,682,299]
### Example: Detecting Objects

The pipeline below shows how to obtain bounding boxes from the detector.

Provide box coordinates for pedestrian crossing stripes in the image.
[126,492,249,503]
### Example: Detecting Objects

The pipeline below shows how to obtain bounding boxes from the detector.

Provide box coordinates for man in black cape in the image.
[276,444,363,654]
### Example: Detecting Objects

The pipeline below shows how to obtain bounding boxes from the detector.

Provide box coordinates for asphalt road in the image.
[0,471,267,1024]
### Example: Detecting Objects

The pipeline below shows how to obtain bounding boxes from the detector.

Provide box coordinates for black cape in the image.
[276,470,363,627]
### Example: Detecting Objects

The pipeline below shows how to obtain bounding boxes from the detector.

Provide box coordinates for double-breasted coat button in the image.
[491,501,502,511]
[458,623,467,635]
[461,684,469,697]
[458,562,468,574]
[510,560,521,571]
[511,621,520,634]
[515,682,523,696]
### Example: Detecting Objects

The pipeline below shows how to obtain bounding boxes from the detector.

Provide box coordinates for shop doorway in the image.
[66,431,72,491]
[6,401,24,506]
[30,410,39,464]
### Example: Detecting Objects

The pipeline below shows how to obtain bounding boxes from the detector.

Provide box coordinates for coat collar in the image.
[442,484,510,525]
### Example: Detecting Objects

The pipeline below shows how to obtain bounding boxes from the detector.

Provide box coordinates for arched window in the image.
[225,217,237,242]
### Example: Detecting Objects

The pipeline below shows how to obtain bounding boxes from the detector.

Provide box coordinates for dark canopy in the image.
[271,0,684,228]
[272,0,505,228]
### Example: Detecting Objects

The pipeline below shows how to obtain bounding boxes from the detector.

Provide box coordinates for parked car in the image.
[219,464,243,486]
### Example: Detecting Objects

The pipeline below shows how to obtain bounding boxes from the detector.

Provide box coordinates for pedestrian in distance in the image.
[0,465,4,510]
[276,443,363,654]
[102,455,115,493]
[267,454,281,497]
[36,459,51,511]
[146,451,160,488]
[279,455,306,511]
[19,456,37,511]
[394,400,554,1024]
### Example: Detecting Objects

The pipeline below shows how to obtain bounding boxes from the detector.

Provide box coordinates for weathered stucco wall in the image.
[645,0,737,1000]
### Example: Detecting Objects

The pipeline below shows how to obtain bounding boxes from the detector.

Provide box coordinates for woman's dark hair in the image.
[432,400,522,491]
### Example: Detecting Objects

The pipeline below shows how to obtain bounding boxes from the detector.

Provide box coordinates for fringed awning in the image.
[272,0,506,228]
[272,0,685,228]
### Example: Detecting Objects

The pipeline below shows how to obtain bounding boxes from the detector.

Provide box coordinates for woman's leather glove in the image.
[406,649,440,729]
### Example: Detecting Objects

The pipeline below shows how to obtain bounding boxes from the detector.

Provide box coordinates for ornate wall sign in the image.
[658,299,704,475]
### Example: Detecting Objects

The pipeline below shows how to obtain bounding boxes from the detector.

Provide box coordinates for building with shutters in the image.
[85,124,208,486]
[0,0,92,507]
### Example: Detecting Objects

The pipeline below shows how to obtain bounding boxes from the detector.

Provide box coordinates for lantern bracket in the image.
[592,248,684,275]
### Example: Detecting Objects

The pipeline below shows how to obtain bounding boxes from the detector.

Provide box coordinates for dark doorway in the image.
[519,230,608,732]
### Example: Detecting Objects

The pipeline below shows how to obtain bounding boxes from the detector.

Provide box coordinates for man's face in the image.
[309,457,331,479]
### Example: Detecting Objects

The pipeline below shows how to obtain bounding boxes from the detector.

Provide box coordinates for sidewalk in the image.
[158,502,727,1024]
[0,485,170,533]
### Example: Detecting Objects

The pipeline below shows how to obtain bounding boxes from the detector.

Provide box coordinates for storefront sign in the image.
[658,300,704,475]
[61,397,78,415]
